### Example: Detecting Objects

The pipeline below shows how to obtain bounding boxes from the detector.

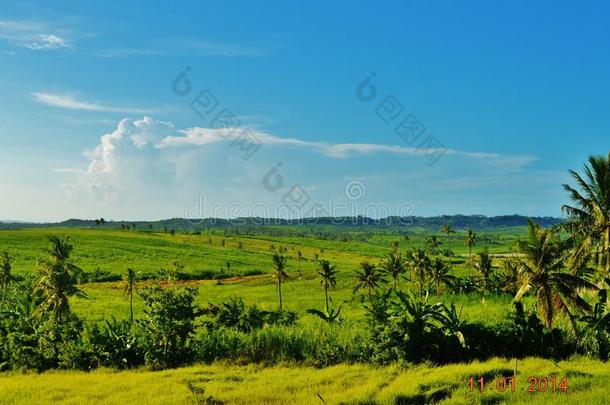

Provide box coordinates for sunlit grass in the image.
[0,357,606,404]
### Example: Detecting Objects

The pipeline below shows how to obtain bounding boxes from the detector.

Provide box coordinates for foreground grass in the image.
[0,357,603,404]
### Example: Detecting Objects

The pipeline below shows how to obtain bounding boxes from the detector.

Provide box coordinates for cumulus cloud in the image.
[62,117,176,205]
[32,92,156,114]
[0,20,73,51]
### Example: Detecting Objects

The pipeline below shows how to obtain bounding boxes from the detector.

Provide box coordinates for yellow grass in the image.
[0,357,607,404]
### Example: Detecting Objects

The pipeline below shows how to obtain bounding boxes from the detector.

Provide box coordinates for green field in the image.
[0,227,525,325]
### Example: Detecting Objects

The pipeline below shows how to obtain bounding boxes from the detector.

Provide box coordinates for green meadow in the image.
[0,226,524,324]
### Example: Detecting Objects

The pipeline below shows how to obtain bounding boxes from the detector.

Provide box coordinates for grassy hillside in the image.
[0,357,602,404]
[0,227,529,325]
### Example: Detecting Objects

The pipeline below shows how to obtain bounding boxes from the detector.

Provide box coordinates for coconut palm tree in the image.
[380,247,405,291]
[515,220,598,331]
[123,268,137,323]
[473,248,494,291]
[0,251,15,304]
[499,258,520,295]
[272,253,288,313]
[562,152,610,275]
[296,250,303,275]
[428,257,456,298]
[354,261,386,298]
[441,224,455,252]
[35,237,85,323]
[317,259,338,313]
[408,249,431,299]
[465,229,477,266]
[387,291,447,362]
[425,235,441,255]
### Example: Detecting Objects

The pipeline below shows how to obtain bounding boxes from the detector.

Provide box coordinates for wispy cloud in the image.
[94,40,271,58]
[0,20,73,51]
[162,126,537,169]
[31,92,156,114]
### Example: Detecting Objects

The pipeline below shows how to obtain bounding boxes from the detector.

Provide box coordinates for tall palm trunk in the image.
[324,285,329,313]
[129,289,134,323]
[277,278,283,313]
[605,227,610,275]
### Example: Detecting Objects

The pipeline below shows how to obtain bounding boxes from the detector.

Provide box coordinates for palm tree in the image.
[388,291,447,362]
[123,268,137,323]
[441,224,455,252]
[296,250,303,275]
[35,237,85,323]
[562,152,610,275]
[0,251,14,304]
[272,253,288,313]
[408,249,431,299]
[428,257,456,298]
[425,235,441,255]
[473,248,494,291]
[317,260,338,313]
[465,229,477,266]
[354,261,386,298]
[515,220,598,331]
[380,247,405,291]
[499,258,520,295]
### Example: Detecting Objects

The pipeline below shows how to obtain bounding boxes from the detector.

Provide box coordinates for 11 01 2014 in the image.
[468,376,568,393]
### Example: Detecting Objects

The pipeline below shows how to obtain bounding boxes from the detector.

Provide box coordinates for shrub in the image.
[137,284,201,369]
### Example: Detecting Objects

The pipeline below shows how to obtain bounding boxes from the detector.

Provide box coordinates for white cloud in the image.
[31,92,156,114]
[59,117,539,210]
[162,126,537,168]
[62,117,176,205]
[0,20,73,51]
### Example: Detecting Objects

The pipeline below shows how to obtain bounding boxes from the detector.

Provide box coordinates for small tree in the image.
[296,250,303,275]
[380,247,405,291]
[408,249,431,299]
[123,268,138,323]
[354,261,386,298]
[138,284,200,369]
[272,253,288,313]
[473,248,494,291]
[35,237,85,324]
[428,257,455,298]
[441,224,455,252]
[465,229,477,267]
[0,251,15,304]
[317,260,338,313]
[425,235,442,255]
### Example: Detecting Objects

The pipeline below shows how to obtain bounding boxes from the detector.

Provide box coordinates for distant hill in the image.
[0,215,563,231]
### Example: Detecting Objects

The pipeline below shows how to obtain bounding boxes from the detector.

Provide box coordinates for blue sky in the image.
[1,0,609,221]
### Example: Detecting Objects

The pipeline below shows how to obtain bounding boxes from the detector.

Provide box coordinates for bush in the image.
[137,284,201,369]
[88,318,144,369]
[203,297,298,332]
[78,269,121,283]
